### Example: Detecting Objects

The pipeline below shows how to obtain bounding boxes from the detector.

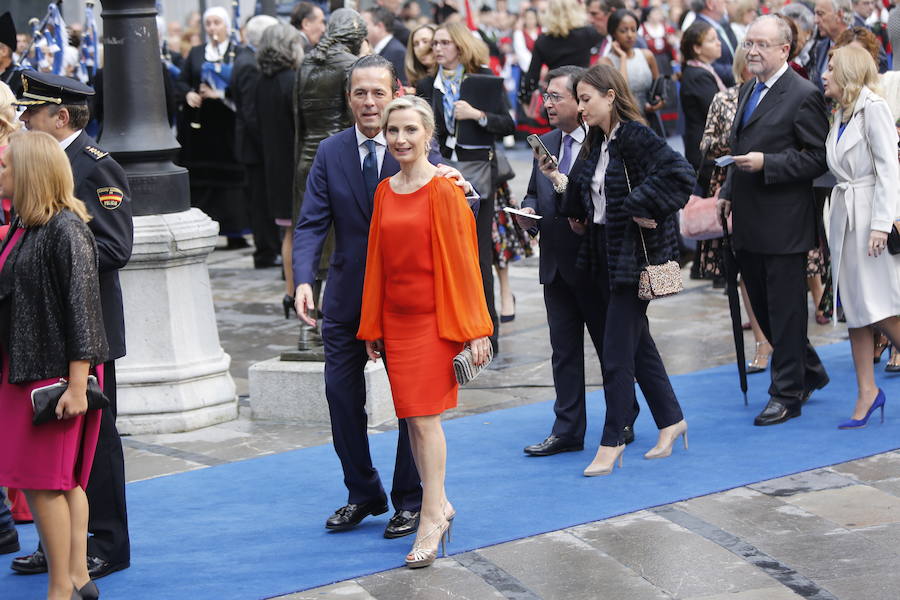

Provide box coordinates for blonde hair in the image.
[436,22,489,74]
[732,47,749,86]
[830,45,881,118]
[0,82,20,146]
[6,131,91,226]
[542,0,587,37]
[381,95,436,137]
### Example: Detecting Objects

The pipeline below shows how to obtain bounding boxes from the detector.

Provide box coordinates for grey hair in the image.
[381,95,435,136]
[257,23,304,76]
[749,14,793,46]
[830,0,855,26]
[780,3,814,33]
[245,14,279,48]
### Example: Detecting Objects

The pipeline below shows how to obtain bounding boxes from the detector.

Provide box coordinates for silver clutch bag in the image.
[452,344,493,385]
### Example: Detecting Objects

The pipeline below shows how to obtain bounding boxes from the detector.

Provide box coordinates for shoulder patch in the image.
[97,187,124,210]
[83,145,109,161]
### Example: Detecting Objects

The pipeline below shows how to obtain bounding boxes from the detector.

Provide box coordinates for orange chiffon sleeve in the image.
[430,178,494,342]
[357,181,389,341]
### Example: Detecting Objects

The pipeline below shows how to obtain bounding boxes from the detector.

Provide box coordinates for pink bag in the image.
[680,191,731,241]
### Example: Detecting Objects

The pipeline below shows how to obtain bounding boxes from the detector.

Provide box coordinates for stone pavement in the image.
[119,145,899,600]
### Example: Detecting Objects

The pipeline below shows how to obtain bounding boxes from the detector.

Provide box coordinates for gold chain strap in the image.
[623,160,651,265]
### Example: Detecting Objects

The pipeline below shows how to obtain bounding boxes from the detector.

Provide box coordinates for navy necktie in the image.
[362,139,379,203]
[558,134,575,175]
[740,81,767,128]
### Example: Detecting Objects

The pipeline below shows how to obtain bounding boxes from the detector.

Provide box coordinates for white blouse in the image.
[590,123,620,225]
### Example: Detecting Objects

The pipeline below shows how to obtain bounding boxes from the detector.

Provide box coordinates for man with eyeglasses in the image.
[718,15,830,427]
[515,67,636,456]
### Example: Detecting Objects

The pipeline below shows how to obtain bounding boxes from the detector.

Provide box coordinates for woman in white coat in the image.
[823,45,900,429]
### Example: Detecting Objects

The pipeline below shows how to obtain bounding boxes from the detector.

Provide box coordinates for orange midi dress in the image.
[358,177,493,419]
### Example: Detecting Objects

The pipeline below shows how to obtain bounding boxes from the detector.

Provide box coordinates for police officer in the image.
[11,71,133,579]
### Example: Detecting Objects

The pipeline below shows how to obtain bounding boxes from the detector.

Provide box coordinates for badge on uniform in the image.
[97,187,124,210]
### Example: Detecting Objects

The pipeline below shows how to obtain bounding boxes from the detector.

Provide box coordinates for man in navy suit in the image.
[363,7,409,86]
[292,55,475,538]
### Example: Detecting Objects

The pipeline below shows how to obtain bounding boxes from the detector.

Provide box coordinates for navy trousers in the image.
[321,317,422,511]
[593,226,682,447]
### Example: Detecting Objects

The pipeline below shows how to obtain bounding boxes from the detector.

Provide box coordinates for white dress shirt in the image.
[372,34,394,56]
[59,130,82,150]
[355,125,387,175]
[590,123,620,225]
[756,61,790,104]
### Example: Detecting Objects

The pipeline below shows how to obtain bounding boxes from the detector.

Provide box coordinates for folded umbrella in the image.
[720,214,748,405]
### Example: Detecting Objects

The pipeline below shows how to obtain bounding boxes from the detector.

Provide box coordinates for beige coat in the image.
[826,86,900,328]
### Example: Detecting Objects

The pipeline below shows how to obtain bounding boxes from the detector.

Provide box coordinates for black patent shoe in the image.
[86,556,128,579]
[0,527,19,555]
[10,548,46,574]
[325,499,389,531]
[754,398,801,426]
[384,509,420,538]
[623,425,635,445]
[523,435,583,456]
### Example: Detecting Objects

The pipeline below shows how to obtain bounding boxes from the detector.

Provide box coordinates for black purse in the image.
[31,375,109,425]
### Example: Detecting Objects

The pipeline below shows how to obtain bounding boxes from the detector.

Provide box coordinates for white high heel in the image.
[644,420,688,459]
[583,444,625,476]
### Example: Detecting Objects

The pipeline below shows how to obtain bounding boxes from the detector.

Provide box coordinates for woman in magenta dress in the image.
[0,131,108,600]
[358,96,493,569]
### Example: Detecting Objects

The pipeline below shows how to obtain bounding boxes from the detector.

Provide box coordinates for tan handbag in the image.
[624,162,684,301]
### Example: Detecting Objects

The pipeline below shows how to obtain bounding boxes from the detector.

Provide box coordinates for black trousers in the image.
[736,250,828,407]
[245,163,281,262]
[544,272,607,444]
[321,317,422,511]
[86,361,130,565]
[475,195,499,352]
[593,226,681,447]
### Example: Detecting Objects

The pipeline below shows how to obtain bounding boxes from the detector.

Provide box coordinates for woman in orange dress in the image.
[358,96,493,569]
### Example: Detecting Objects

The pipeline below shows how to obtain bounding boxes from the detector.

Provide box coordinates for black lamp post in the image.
[100,0,190,216]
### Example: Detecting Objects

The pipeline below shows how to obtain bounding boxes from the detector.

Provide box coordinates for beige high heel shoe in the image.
[644,420,688,459]
[583,444,624,476]
[405,518,450,569]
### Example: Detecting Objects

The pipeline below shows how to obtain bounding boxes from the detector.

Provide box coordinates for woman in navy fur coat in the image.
[536,64,695,476]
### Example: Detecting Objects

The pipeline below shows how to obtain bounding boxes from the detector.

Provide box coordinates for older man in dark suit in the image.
[719,15,830,427]
[293,55,475,538]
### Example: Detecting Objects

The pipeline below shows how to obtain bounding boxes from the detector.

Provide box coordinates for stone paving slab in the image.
[782,485,900,529]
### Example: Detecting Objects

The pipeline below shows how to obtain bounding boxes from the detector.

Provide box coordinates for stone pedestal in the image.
[249,358,394,427]
[116,209,238,434]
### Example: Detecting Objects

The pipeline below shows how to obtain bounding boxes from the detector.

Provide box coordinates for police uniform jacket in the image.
[66,131,133,361]
[0,211,108,383]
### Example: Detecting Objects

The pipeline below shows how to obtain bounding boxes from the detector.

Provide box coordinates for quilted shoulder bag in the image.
[623,162,684,301]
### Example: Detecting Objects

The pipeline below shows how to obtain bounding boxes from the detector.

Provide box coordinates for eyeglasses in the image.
[542,92,568,104]
[741,40,784,51]
[431,39,454,48]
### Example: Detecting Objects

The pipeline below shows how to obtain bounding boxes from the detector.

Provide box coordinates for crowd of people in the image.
[1,0,900,595]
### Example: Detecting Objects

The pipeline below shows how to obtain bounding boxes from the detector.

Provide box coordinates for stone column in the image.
[101,0,237,434]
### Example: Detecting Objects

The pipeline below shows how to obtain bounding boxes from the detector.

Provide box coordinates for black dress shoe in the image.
[0,527,19,555]
[325,499,389,531]
[801,374,830,405]
[624,425,635,445]
[524,435,583,456]
[384,509,420,539]
[754,398,801,426]
[86,555,128,579]
[11,548,46,574]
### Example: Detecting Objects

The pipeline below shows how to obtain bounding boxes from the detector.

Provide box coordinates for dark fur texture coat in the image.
[560,119,695,290]
[0,211,108,383]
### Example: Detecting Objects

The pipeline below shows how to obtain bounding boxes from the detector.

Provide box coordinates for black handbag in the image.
[31,374,109,425]
[888,224,900,255]
[648,75,675,109]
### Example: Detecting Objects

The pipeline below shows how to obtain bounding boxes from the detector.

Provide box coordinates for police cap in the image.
[13,71,95,107]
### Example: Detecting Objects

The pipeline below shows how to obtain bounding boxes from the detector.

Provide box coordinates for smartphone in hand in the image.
[527,134,558,169]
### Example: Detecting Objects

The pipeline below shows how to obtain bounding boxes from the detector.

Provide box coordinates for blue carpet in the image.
[4,341,900,599]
